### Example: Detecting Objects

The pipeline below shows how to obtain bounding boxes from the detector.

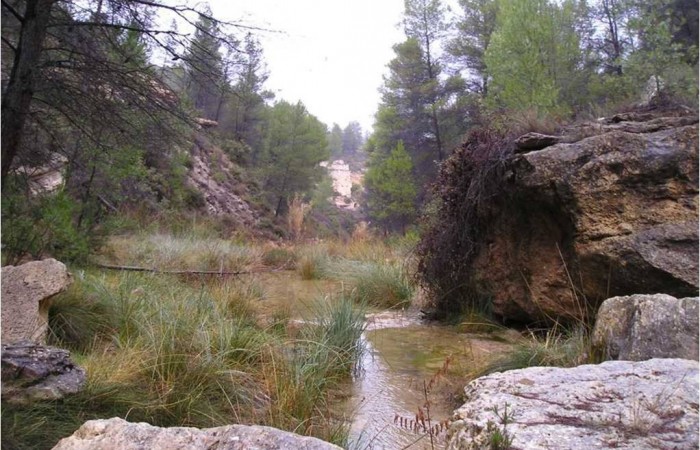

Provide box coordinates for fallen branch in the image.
[95,263,283,276]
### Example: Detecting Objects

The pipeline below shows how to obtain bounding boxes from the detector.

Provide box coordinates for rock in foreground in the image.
[1,342,86,404]
[592,294,699,361]
[447,359,699,450]
[52,417,343,450]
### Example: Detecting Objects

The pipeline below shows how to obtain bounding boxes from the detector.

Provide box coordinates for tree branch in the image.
[1,36,17,52]
[1,0,24,23]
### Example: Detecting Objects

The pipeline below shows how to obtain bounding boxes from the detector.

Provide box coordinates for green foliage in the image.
[341,121,363,157]
[484,0,584,115]
[448,0,499,96]
[623,0,699,105]
[297,246,332,280]
[370,0,473,201]
[478,326,594,377]
[303,294,367,377]
[262,247,298,269]
[485,403,516,450]
[1,187,92,265]
[327,123,344,158]
[183,9,227,119]
[260,100,330,216]
[364,141,417,232]
[48,280,117,352]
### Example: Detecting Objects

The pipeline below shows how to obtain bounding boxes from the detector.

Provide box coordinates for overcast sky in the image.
[208,0,406,133]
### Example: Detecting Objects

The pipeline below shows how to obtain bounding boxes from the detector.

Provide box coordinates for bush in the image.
[1,187,93,265]
[262,247,298,269]
[297,247,332,280]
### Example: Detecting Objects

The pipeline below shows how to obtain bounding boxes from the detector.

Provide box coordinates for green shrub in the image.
[304,294,367,377]
[1,188,93,265]
[297,247,331,280]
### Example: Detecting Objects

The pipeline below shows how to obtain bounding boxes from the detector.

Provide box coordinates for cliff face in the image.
[477,110,698,322]
[186,134,259,229]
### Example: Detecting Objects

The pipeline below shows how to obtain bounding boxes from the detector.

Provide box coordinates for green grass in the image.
[5,266,367,449]
[476,325,594,376]
[102,233,263,272]
[331,260,414,308]
[297,246,332,280]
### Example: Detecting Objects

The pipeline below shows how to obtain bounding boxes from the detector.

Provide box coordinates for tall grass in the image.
[263,295,366,444]
[102,233,263,272]
[6,267,368,449]
[297,246,333,280]
[330,260,414,308]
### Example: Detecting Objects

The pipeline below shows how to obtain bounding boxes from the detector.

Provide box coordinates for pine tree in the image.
[184,9,226,119]
[260,101,330,216]
[327,124,344,159]
[448,0,499,96]
[364,141,417,232]
[370,0,471,202]
[484,0,585,115]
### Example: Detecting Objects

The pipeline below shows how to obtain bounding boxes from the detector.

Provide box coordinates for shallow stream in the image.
[249,272,510,450]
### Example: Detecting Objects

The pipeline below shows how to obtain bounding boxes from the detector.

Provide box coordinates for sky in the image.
[209,0,406,133]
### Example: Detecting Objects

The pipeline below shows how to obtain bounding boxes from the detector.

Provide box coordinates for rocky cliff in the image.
[419,107,698,323]
[186,134,260,228]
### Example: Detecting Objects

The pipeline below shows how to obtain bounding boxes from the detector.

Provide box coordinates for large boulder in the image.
[592,294,699,361]
[469,110,698,322]
[1,342,86,404]
[52,417,343,450]
[447,358,699,450]
[1,258,73,344]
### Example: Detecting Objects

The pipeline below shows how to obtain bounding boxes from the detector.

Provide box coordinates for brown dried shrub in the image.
[415,126,515,319]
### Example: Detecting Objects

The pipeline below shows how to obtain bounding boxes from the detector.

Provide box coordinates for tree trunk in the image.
[1,0,55,185]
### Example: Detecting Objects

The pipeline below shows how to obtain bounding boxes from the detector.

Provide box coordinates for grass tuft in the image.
[332,260,414,308]
[477,325,593,377]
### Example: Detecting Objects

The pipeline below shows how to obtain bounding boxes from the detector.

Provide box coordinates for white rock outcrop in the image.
[52,417,343,450]
[447,359,699,450]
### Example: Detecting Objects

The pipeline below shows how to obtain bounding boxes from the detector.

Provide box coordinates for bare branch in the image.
[1,0,24,23]
[1,36,17,52]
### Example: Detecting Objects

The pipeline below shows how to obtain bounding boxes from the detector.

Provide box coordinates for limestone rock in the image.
[592,294,699,361]
[467,110,698,322]
[52,417,343,450]
[1,258,72,344]
[1,342,86,404]
[447,359,699,450]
